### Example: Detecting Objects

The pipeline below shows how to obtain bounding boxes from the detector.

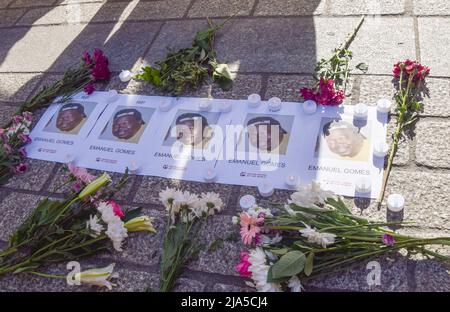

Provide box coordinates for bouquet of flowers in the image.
[136,18,233,95]
[0,166,156,288]
[158,188,224,292]
[376,59,430,207]
[0,111,33,184]
[13,48,110,117]
[300,16,367,106]
[234,182,450,292]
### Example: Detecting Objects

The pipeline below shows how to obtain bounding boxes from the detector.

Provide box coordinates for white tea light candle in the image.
[119,70,133,82]
[219,101,232,113]
[258,182,274,197]
[285,175,299,189]
[302,100,317,114]
[199,100,212,112]
[128,160,140,174]
[373,141,390,158]
[159,99,172,112]
[268,97,282,112]
[203,167,217,182]
[354,103,368,119]
[355,177,371,193]
[247,94,261,108]
[107,90,119,103]
[239,194,256,210]
[387,194,405,212]
[377,99,392,113]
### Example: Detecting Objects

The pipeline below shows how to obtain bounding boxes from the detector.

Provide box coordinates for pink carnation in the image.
[22,111,33,123]
[68,163,96,184]
[14,163,28,174]
[236,251,252,277]
[18,147,27,158]
[108,200,125,218]
[91,48,111,81]
[300,78,345,106]
[84,82,95,95]
[18,133,31,144]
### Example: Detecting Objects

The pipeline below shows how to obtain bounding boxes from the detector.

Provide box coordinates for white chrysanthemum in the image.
[175,191,199,211]
[106,219,128,252]
[97,201,117,224]
[159,187,180,211]
[299,223,336,248]
[288,276,303,292]
[86,215,104,237]
[231,216,239,225]
[247,205,273,218]
[248,248,281,292]
[289,181,335,208]
[199,192,224,216]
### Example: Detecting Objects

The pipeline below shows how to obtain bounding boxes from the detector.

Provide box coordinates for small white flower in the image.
[97,201,117,224]
[159,187,180,211]
[247,205,273,218]
[231,216,239,225]
[199,192,224,216]
[75,263,118,290]
[289,181,335,208]
[248,248,281,292]
[105,219,128,252]
[288,276,303,292]
[86,215,104,237]
[299,223,336,248]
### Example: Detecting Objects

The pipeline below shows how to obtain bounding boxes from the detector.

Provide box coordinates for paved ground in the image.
[0,0,449,292]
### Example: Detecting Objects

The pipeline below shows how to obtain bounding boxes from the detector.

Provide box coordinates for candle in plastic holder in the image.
[247,94,261,108]
[268,97,282,112]
[128,160,140,174]
[377,99,392,114]
[239,194,256,210]
[199,99,212,112]
[387,194,405,212]
[258,182,274,197]
[64,153,75,164]
[373,141,390,158]
[107,90,119,103]
[353,103,368,119]
[355,177,371,193]
[219,101,232,113]
[159,99,172,112]
[203,167,217,182]
[302,100,317,114]
[285,175,299,189]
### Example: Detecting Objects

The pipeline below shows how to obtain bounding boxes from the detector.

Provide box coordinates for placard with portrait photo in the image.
[77,95,170,173]
[299,105,388,198]
[141,97,233,182]
[26,92,109,163]
[215,100,306,189]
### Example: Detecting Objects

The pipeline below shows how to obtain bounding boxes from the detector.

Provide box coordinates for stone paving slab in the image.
[415,119,450,168]
[187,0,255,18]
[0,7,25,27]
[0,73,42,103]
[4,158,56,191]
[327,0,405,15]
[414,0,450,16]
[418,17,450,77]
[9,0,58,8]
[254,0,326,16]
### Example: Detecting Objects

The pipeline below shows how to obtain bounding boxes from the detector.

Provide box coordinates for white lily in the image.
[75,263,118,290]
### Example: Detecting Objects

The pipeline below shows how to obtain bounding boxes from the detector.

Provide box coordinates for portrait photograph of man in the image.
[163,110,219,150]
[99,106,154,144]
[314,118,371,161]
[44,102,92,135]
[242,114,293,155]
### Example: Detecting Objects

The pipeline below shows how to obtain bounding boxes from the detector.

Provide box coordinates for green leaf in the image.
[304,252,314,276]
[271,250,306,279]
[212,63,233,91]
[122,207,142,223]
[269,248,289,255]
[266,266,290,283]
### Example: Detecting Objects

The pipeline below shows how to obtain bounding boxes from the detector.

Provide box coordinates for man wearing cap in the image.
[111,108,146,143]
[246,116,290,154]
[55,103,87,134]
[318,120,369,160]
[172,112,212,148]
